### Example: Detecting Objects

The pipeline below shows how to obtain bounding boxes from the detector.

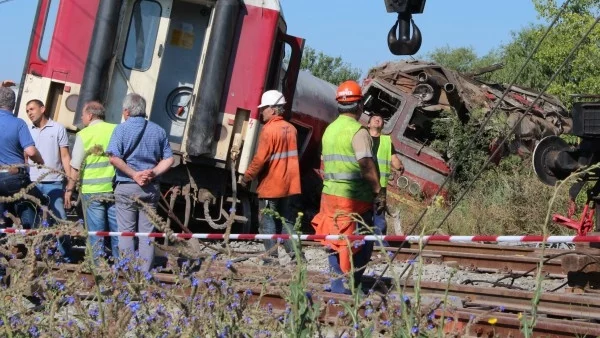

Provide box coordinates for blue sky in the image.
[0,0,541,83]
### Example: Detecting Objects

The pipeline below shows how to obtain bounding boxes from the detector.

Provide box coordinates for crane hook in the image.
[388,12,422,56]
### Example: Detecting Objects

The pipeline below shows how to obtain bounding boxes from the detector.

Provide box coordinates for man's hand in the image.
[64,190,73,209]
[1,80,15,88]
[239,175,251,189]
[374,189,387,215]
[396,163,405,175]
[133,169,154,186]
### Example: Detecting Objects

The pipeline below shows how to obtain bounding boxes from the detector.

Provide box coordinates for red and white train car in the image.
[17,0,337,232]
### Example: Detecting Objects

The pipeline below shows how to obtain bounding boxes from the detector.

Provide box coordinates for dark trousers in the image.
[328,209,374,294]
[0,172,45,229]
[259,195,302,260]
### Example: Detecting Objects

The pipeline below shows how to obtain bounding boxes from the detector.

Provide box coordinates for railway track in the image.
[7,252,600,338]
[5,240,599,337]
[301,241,569,277]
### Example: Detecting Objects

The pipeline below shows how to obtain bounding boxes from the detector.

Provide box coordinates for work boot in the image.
[288,252,308,266]
[329,277,351,295]
[262,256,279,266]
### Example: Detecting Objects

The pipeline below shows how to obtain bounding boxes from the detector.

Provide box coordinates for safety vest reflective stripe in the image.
[377,135,392,188]
[78,121,117,194]
[322,154,355,162]
[84,162,112,169]
[323,172,363,180]
[81,177,114,185]
[269,149,298,161]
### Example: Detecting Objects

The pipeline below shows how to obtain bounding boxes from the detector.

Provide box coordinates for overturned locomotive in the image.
[358,60,572,198]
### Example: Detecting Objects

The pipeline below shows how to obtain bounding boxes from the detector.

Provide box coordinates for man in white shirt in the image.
[26,99,72,261]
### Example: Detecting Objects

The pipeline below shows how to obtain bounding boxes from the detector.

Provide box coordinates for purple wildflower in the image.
[88,307,99,319]
[28,325,39,337]
[128,302,140,313]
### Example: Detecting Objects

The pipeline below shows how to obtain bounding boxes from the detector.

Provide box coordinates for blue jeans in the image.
[82,193,118,261]
[0,172,44,229]
[328,209,374,294]
[259,196,302,261]
[373,210,389,247]
[38,182,72,259]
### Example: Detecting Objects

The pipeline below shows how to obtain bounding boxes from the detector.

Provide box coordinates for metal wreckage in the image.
[359,60,572,198]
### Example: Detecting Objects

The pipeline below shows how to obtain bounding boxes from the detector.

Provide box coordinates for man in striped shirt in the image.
[241,90,302,265]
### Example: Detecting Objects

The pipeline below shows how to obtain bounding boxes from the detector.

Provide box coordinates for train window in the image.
[123,0,162,71]
[290,120,312,159]
[403,108,440,146]
[39,0,61,61]
[363,85,403,134]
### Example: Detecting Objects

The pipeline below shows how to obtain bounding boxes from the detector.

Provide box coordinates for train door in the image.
[104,0,173,124]
[147,1,210,148]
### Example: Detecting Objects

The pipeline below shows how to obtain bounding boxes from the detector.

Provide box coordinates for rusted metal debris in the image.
[366,60,572,157]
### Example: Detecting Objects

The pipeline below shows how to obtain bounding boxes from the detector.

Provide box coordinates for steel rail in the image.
[8,260,600,337]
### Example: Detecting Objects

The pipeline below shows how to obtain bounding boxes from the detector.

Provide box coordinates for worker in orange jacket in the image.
[241,90,303,265]
[312,80,385,294]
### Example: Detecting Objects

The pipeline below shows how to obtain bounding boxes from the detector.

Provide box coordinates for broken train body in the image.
[360,60,572,199]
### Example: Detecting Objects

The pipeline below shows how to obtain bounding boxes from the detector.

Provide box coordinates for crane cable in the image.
[368,0,577,294]
[373,13,600,297]
[432,16,600,241]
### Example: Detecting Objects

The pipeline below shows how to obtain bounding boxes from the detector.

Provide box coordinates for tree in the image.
[299,46,362,85]
[491,0,600,106]
[426,46,500,73]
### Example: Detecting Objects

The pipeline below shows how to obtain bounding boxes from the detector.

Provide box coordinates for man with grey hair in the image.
[0,86,45,229]
[66,101,119,261]
[107,93,174,272]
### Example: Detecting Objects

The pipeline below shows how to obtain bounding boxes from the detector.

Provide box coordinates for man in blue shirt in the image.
[0,86,45,229]
[107,93,174,272]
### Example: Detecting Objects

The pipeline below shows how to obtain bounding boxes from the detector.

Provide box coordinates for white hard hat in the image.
[258,90,286,108]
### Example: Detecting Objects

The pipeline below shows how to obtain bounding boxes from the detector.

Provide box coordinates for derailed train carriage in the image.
[359,60,572,199]
[16,0,336,232]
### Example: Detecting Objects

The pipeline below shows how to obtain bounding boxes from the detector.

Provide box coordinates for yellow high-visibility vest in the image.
[79,121,116,194]
[322,115,373,202]
[376,135,392,188]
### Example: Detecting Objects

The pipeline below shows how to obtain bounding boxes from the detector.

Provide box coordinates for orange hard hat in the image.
[336,80,363,103]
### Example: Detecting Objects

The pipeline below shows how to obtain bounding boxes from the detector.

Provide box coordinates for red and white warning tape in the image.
[0,228,599,243]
